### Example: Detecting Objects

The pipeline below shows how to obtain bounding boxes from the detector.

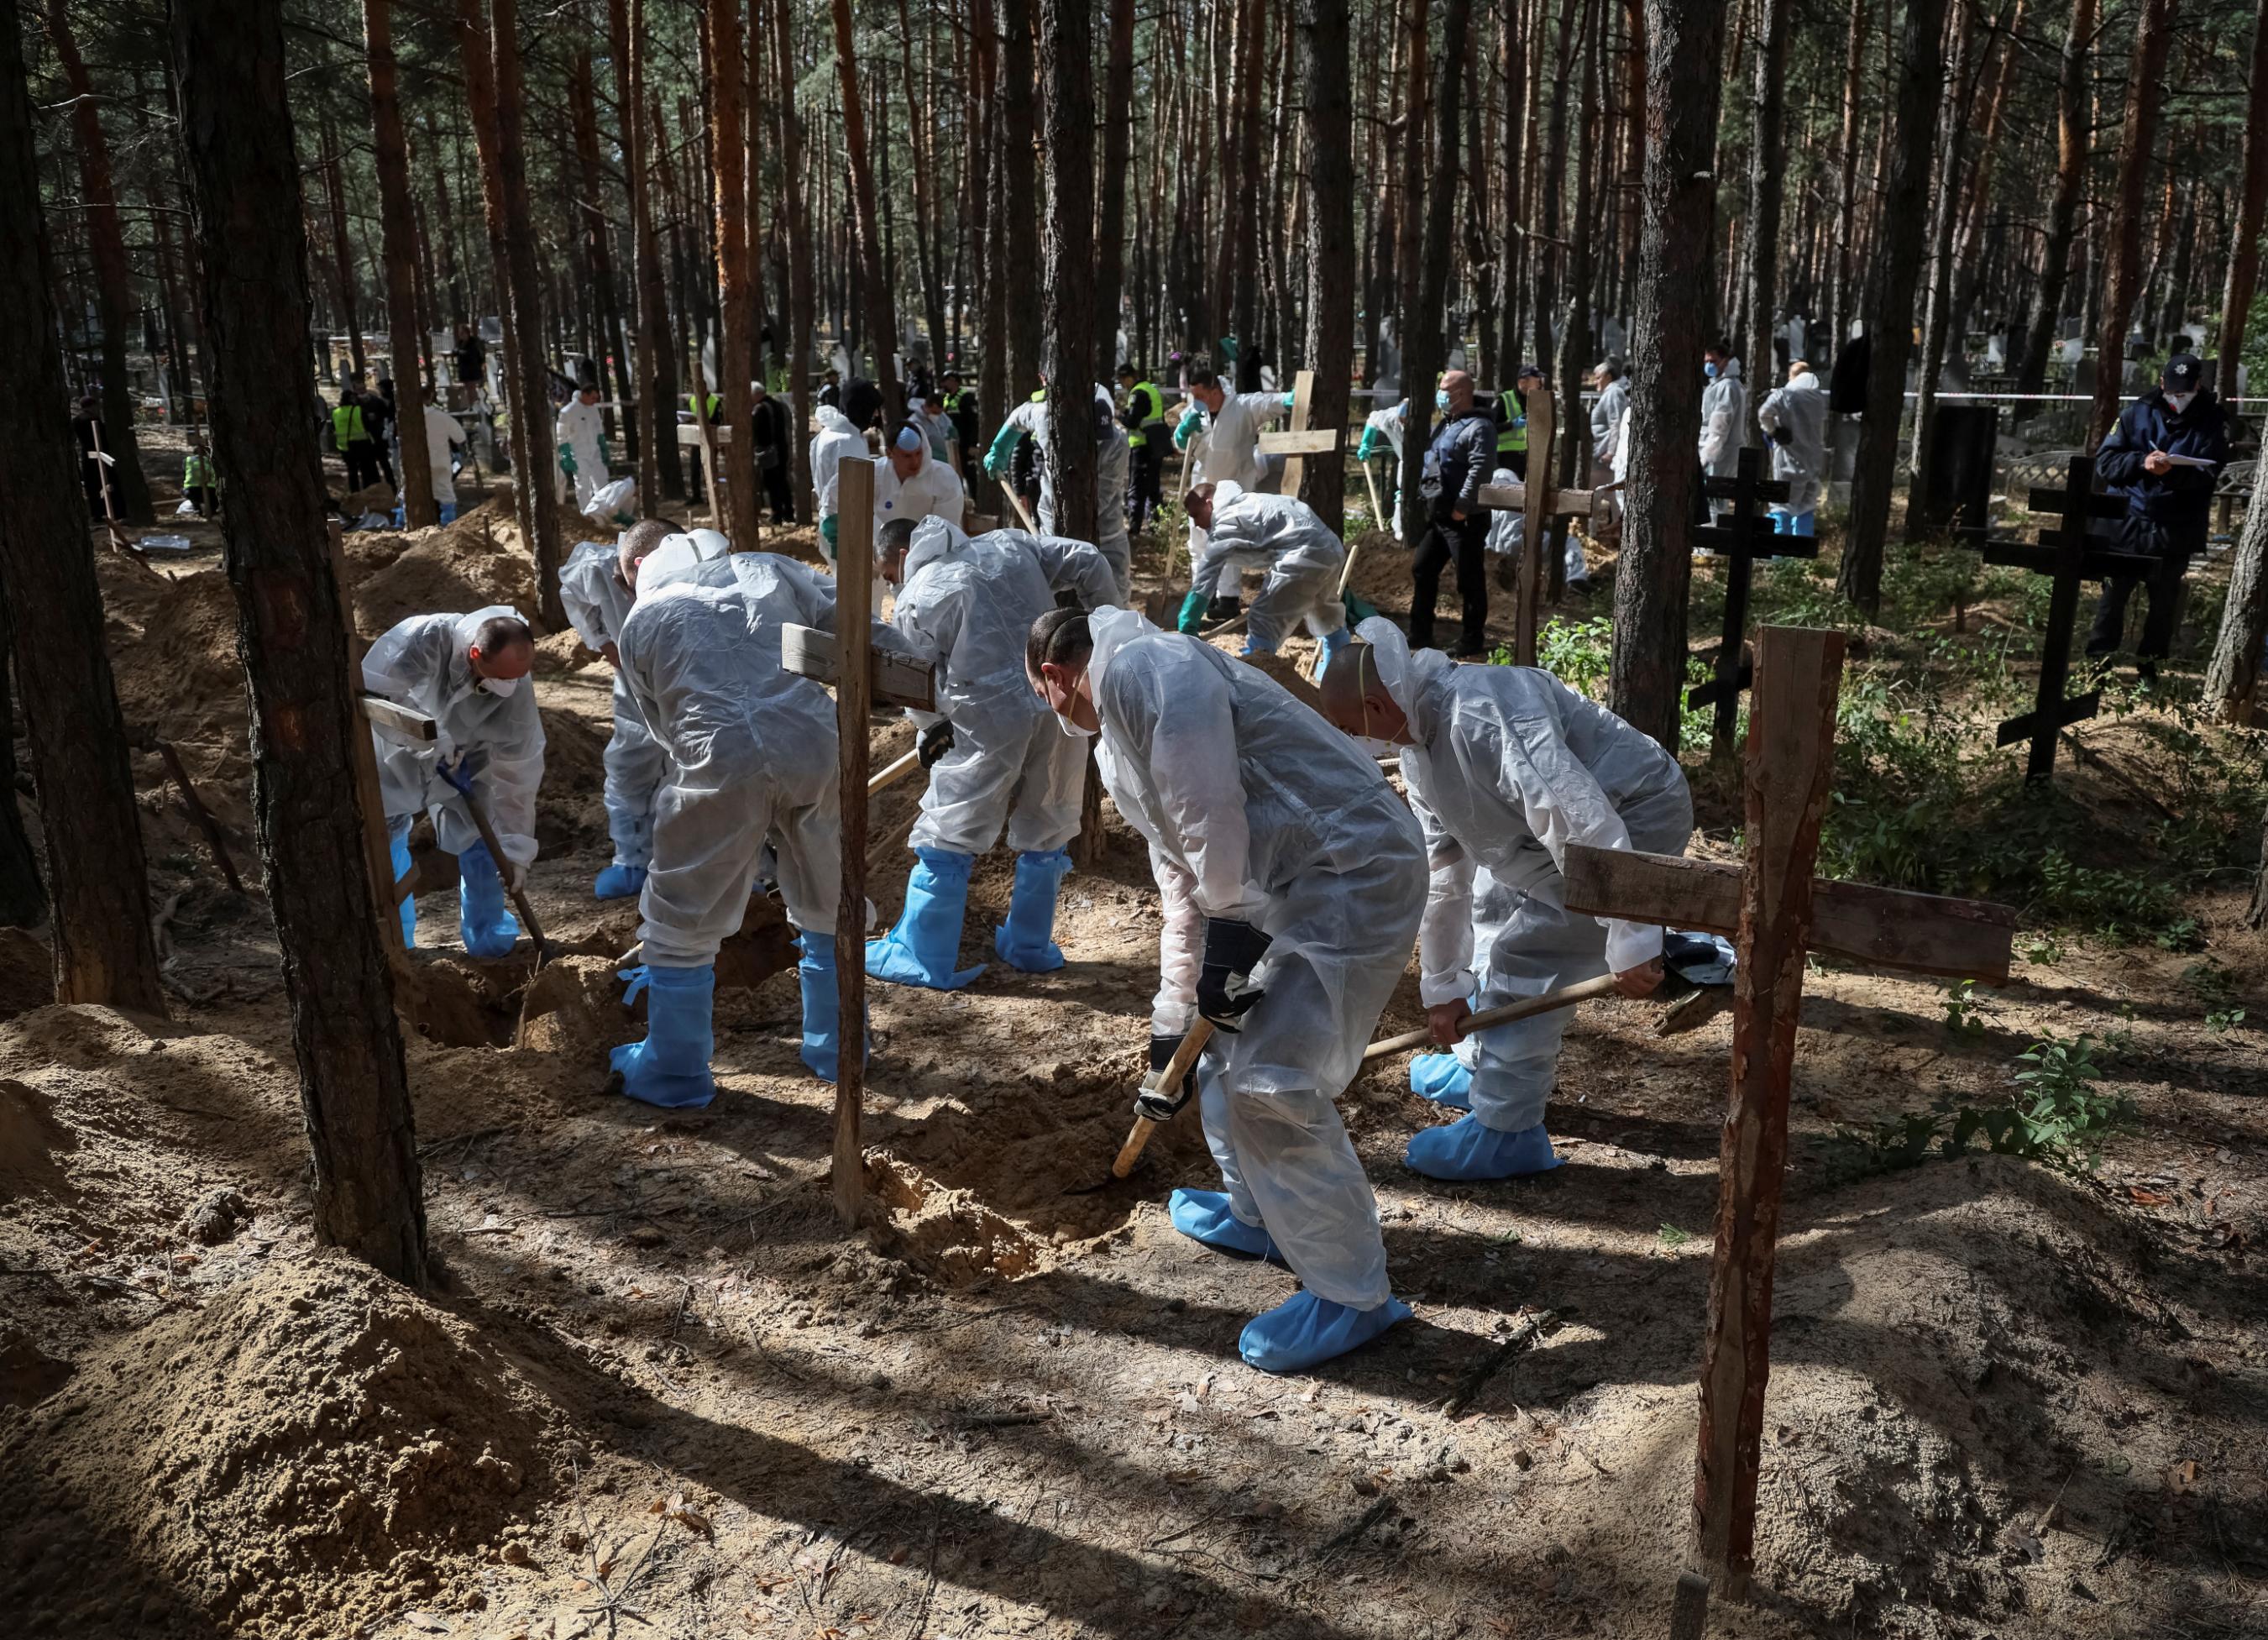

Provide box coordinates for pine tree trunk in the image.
[1097,0,1138,375]
[1297,0,1354,532]
[611,0,674,505]
[834,0,903,414]
[1740,0,1789,401]
[320,114,367,381]
[771,0,815,518]
[1942,2,2023,354]
[1611,0,1730,748]
[894,0,951,367]
[46,0,153,524]
[367,0,436,528]
[1531,0,1579,371]
[704,0,760,551]
[2216,0,2268,375]
[1905,0,1975,542]
[1040,0,1098,540]
[2016,0,2096,396]
[1834,0,1950,613]
[2205,452,2268,719]
[174,0,428,1285]
[0,0,165,1012]
[2087,0,2175,448]
[0,631,47,930]
[1553,0,1600,601]
[570,49,634,483]
[1393,0,1433,549]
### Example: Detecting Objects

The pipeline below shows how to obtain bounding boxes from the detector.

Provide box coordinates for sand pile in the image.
[0,1252,563,1637]
[353,499,539,637]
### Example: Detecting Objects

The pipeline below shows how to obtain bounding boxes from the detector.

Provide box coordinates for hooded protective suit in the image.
[1357,616,1691,1142]
[809,404,870,563]
[1698,357,1747,479]
[1180,390,1282,495]
[991,389,1134,600]
[891,520,1118,856]
[1590,375,1630,467]
[1086,608,1423,1313]
[364,606,546,878]
[1358,400,1410,540]
[556,396,610,510]
[560,541,665,875]
[615,553,844,966]
[1755,369,1828,526]
[1184,483,1347,653]
[1484,467,1592,587]
[874,441,966,549]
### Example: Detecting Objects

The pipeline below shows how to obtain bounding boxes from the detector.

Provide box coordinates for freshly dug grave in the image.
[0,1252,568,1638]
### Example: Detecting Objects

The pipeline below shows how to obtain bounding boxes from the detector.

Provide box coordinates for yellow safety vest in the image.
[333,401,367,447]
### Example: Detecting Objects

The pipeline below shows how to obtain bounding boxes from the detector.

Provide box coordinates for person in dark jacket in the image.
[2087,353,2229,678]
[749,383,795,524]
[1411,369,1498,656]
[71,395,109,519]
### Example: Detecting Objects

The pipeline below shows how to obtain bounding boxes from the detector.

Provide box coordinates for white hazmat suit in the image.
[423,404,467,511]
[996,389,1134,600]
[893,521,1118,857]
[1756,369,1829,527]
[559,540,666,882]
[1182,483,1347,654]
[1357,618,1690,1172]
[874,443,966,549]
[1698,357,1747,481]
[809,404,870,565]
[1086,607,1423,1318]
[556,396,610,510]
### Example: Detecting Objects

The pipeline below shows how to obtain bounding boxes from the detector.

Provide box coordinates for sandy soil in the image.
[0,462,2262,1639]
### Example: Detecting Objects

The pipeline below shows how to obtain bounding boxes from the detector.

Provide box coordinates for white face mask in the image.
[1055,705,1096,739]
[2166,391,2195,412]
[480,673,525,697]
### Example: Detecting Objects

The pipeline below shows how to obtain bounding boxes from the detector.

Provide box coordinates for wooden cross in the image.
[1254,369,1344,498]
[1977,455,2153,782]
[1560,625,2015,1600]
[1474,385,1599,666]
[1685,445,1802,760]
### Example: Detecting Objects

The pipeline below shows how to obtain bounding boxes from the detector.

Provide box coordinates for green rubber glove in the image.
[982,421,1023,479]
[1176,589,1208,635]
[1174,406,1204,450]
[1357,425,1384,463]
[819,513,839,553]
[557,442,577,476]
[1279,392,1296,410]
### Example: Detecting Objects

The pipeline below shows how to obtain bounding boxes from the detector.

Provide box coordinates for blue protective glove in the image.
[437,756,476,797]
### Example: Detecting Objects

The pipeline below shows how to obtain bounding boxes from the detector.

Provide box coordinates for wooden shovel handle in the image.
[1109,1019,1216,1178]
[869,747,922,794]
[1360,971,1621,1062]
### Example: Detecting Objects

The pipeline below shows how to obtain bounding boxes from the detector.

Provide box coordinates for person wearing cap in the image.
[1495,364,1544,475]
[2087,352,2229,679]
[875,417,966,557]
[1314,618,1691,1181]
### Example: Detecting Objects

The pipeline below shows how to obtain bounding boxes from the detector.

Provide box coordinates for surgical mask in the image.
[1353,735,1396,761]
[1055,705,1096,739]
[1704,362,1719,379]
[2166,391,2195,412]
[480,674,524,697]
[1435,390,1450,409]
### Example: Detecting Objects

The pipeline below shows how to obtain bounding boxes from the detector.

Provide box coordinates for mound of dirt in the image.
[0,1252,563,1637]
[353,499,539,637]
[102,565,249,755]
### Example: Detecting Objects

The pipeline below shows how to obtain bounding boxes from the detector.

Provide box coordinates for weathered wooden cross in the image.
[1254,369,1345,500]
[1474,384,1608,666]
[1977,455,2155,782]
[1561,625,2016,1600]
[1685,445,1804,759]
[774,458,940,1232]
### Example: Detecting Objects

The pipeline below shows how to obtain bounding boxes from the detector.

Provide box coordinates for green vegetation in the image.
[1849,1032,2134,1173]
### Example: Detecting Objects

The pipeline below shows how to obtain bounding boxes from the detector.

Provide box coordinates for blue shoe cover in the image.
[1239,1291,1413,1374]
[386,816,417,948]
[799,930,850,1082]
[994,849,1071,972]
[1167,1188,1283,1263]
[1408,1052,1474,1108]
[608,963,716,1109]
[1405,1114,1563,1181]
[866,849,986,990]
[594,862,647,899]
[457,841,520,957]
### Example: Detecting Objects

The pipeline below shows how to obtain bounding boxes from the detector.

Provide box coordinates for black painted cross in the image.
[1562,624,2016,1600]
[1685,445,1804,758]
[1978,455,2154,781]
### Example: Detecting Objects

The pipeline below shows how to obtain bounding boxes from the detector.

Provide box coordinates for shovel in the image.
[1359,972,1621,1063]
[1076,1021,1217,1191]
[457,780,556,972]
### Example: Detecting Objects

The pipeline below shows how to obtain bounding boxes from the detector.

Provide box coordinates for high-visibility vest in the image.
[1124,380,1165,449]
[689,391,720,422]
[1497,413,1527,455]
[333,401,367,447]
[183,453,214,489]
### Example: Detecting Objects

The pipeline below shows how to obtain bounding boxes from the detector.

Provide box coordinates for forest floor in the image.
[1,450,2265,1640]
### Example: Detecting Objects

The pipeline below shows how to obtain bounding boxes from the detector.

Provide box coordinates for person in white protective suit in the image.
[811,378,883,570]
[1317,619,1693,1180]
[421,385,468,523]
[864,516,1118,990]
[1356,398,1410,540]
[980,383,1134,601]
[364,606,545,958]
[604,532,857,1108]
[556,383,610,511]
[1697,342,1747,486]
[873,419,966,553]
[1172,368,1288,579]
[1176,481,1349,658]
[1025,604,1425,1375]
[1755,360,1828,537]
[557,520,703,901]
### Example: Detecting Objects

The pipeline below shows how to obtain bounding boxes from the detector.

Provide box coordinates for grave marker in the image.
[1684,445,1802,758]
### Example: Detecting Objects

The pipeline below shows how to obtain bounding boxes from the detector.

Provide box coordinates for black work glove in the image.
[917,720,956,768]
[1770,427,1794,448]
[1197,917,1271,1032]
[1135,1033,1201,1122]
[1206,594,1242,623]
